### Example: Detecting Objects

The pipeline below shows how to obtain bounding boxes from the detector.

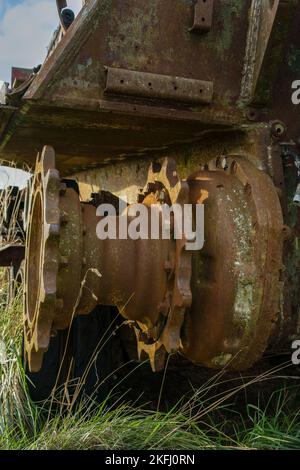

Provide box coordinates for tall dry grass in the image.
[0,273,299,450]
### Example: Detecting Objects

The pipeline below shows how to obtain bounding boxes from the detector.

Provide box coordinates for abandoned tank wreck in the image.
[0,0,300,401]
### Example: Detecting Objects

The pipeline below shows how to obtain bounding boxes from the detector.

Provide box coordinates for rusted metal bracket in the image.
[190,0,214,33]
[105,67,213,105]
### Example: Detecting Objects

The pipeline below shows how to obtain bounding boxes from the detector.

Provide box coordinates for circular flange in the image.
[182,155,284,369]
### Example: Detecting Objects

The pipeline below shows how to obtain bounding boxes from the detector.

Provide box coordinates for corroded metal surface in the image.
[1,1,300,171]
[1,0,300,378]
[24,145,294,374]
[183,156,284,369]
[24,147,193,372]
[0,0,251,170]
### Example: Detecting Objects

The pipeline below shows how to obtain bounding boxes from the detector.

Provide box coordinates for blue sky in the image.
[0,1,21,16]
[0,0,82,84]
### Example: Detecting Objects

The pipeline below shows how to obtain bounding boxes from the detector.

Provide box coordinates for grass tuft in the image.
[0,275,300,450]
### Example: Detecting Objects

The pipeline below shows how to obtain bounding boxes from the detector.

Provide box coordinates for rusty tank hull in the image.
[1,0,300,399]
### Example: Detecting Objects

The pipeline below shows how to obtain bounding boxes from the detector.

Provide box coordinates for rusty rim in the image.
[26,190,43,324]
[182,155,284,369]
[24,146,61,371]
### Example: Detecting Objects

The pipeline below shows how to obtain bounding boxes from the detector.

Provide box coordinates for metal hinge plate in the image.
[105,67,213,105]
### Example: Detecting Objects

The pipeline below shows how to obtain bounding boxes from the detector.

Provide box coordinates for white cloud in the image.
[0,0,82,84]
[0,165,31,189]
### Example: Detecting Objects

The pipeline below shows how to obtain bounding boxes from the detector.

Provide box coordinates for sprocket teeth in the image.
[24,146,61,373]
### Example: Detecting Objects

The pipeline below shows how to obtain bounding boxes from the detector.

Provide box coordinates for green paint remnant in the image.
[287,46,300,75]
[209,0,244,61]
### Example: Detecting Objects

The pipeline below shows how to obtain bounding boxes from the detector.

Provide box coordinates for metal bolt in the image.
[246,108,260,121]
[271,121,286,138]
